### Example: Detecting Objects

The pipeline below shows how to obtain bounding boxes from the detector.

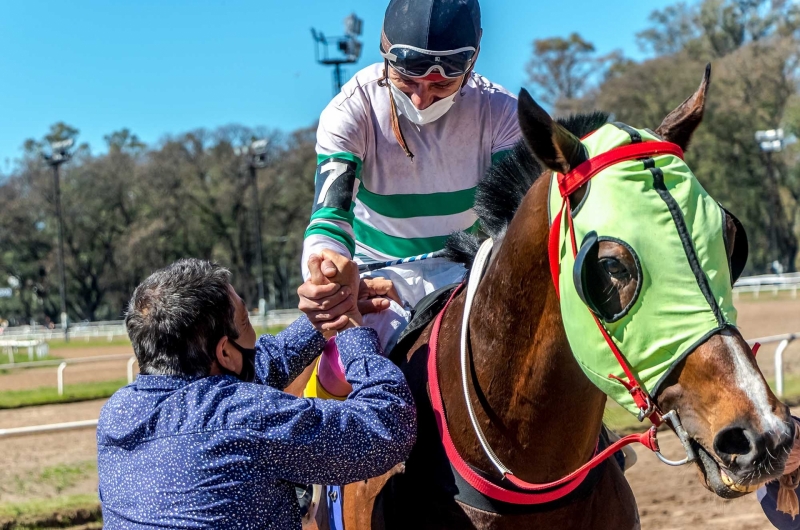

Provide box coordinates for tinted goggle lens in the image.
[384,48,475,78]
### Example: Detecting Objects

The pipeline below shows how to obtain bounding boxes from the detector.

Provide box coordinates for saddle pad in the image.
[389,283,460,365]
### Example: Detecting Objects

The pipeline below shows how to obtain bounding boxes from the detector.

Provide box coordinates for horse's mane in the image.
[444,112,610,267]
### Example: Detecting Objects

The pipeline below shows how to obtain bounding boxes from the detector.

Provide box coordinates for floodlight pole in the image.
[239,139,274,313]
[53,165,68,341]
[44,144,73,342]
[248,161,266,310]
[311,13,364,97]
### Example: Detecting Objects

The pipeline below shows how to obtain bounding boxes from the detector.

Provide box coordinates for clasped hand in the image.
[297,250,401,333]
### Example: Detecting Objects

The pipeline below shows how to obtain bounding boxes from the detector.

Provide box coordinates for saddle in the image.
[389,283,460,366]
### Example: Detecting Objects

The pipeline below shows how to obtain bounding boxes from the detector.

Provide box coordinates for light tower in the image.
[42,139,74,341]
[311,13,364,96]
[235,139,273,314]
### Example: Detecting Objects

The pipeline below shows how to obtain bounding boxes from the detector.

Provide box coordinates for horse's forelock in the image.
[443,112,610,268]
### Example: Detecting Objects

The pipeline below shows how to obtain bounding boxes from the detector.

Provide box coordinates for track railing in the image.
[0,353,138,395]
[734,273,800,299]
[0,310,303,342]
[747,332,800,398]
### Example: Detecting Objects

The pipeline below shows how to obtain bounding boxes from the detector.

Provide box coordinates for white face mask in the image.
[389,80,458,125]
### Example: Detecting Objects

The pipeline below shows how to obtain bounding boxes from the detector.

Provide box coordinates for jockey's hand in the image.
[297,251,361,332]
[358,277,402,315]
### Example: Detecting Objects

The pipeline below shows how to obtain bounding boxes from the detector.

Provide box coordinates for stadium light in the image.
[756,129,785,153]
[42,138,75,341]
[311,13,364,95]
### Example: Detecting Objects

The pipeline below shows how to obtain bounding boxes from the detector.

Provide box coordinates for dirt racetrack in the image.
[0,401,784,528]
[0,295,798,528]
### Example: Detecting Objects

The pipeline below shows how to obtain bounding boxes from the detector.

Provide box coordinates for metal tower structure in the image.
[311,13,364,96]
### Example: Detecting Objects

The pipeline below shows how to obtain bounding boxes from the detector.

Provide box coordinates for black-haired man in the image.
[97,256,415,529]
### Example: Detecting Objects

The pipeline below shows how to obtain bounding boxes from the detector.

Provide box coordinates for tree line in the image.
[528,0,800,275]
[0,124,316,325]
[1,0,798,326]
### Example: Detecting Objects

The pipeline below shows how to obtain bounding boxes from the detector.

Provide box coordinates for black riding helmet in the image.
[381,0,481,79]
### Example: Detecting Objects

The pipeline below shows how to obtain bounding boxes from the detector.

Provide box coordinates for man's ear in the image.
[215,336,237,373]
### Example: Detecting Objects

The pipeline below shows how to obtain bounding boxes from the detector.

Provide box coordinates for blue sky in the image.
[0,1,672,170]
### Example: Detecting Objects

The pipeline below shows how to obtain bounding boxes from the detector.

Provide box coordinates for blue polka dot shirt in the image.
[97,317,416,529]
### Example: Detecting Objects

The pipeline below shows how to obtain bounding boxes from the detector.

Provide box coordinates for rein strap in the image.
[428,284,662,505]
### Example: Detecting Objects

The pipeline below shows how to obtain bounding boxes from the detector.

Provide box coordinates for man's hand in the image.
[358,277,402,315]
[298,253,357,332]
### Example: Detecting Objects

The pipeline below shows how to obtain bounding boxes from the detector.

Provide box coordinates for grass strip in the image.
[0,379,128,409]
[0,495,101,530]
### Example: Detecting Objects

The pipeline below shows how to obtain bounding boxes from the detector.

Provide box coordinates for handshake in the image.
[297,249,400,335]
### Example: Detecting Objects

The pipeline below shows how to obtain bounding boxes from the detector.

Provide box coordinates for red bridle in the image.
[427,139,687,505]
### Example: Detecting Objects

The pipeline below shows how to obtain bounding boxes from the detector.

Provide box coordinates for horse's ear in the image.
[517,88,587,174]
[655,64,711,151]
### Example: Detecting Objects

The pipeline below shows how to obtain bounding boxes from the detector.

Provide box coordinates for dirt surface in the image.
[737,295,800,378]
[630,431,773,529]
[0,298,796,527]
[0,400,104,505]
[0,344,135,392]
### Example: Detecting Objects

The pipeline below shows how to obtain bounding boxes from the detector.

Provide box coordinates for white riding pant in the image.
[359,258,466,353]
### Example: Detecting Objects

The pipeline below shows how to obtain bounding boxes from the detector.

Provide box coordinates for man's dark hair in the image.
[125,258,240,377]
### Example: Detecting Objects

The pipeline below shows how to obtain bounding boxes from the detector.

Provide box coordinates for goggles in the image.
[380,44,476,79]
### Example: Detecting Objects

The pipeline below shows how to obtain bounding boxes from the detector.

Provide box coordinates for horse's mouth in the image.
[692,441,762,498]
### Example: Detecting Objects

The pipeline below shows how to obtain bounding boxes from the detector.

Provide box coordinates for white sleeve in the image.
[491,89,521,154]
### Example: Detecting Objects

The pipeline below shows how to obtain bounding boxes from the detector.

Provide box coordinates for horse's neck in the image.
[438,176,607,483]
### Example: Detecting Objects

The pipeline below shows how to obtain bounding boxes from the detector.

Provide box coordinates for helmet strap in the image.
[383,60,415,160]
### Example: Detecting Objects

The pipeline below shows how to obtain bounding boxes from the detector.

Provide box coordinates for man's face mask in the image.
[223,338,256,383]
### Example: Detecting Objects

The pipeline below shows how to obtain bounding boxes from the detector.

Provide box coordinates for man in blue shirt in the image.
[97,256,416,529]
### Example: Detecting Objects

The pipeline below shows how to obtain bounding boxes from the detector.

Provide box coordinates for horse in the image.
[316,66,795,529]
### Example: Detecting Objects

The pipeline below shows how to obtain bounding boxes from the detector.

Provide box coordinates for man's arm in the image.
[253,316,326,390]
[301,90,368,280]
[257,326,416,485]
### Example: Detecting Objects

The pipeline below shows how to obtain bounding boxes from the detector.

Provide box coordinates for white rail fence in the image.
[734,272,800,298]
[0,310,303,343]
[2,330,799,438]
[747,333,800,398]
[0,339,50,364]
[0,353,138,396]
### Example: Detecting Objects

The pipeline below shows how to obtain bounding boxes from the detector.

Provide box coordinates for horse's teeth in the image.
[720,469,759,493]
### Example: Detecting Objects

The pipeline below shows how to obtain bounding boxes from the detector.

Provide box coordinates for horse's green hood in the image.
[548,123,739,416]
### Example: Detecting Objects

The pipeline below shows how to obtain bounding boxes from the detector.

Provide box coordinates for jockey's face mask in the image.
[548,123,747,415]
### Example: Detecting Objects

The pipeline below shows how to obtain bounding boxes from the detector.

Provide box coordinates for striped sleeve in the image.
[302,86,369,279]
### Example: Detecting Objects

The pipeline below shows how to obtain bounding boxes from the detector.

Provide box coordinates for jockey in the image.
[296,0,521,396]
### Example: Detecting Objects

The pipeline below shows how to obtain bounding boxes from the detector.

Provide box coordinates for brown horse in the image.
[318,68,794,529]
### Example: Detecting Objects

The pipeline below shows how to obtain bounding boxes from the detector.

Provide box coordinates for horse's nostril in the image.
[714,427,754,467]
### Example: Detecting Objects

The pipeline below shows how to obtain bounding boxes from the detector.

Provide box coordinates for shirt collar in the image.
[134,374,203,390]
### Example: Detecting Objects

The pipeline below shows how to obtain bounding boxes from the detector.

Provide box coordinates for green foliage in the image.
[0,123,316,325]
[527,0,800,272]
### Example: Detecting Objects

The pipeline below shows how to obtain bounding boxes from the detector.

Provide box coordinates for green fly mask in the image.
[547,123,748,416]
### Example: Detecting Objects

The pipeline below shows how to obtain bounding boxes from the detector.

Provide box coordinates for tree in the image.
[526,33,623,116]
[596,6,800,271]
[0,121,319,325]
